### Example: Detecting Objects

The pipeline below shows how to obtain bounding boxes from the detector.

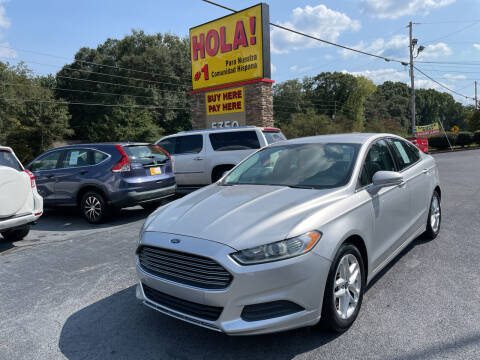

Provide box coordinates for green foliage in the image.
[342,76,376,131]
[0,62,72,162]
[466,110,480,132]
[455,131,473,147]
[473,131,480,145]
[280,109,333,138]
[55,30,191,142]
[428,132,457,149]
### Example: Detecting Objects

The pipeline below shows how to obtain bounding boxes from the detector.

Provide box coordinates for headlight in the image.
[230,231,322,265]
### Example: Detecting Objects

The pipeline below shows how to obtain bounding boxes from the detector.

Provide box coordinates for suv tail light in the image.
[112,145,131,172]
[155,144,171,160]
[24,170,36,188]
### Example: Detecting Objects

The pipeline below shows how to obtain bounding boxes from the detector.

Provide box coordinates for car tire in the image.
[320,243,365,333]
[1,225,30,242]
[424,191,441,240]
[81,191,108,224]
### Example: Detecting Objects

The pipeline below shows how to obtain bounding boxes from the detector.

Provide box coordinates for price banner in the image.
[416,123,440,136]
[189,3,270,90]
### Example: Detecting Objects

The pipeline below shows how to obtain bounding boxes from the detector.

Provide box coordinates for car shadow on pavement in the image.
[33,206,151,233]
[0,236,14,253]
[59,286,340,360]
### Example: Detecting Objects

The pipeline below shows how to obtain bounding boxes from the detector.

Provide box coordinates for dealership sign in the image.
[206,87,244,115]
[189,3,270,90]
[416,123,440,136]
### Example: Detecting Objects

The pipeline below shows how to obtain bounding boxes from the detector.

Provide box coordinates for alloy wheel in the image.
[333,254,362,320]
[430,194,441,233]
[84,196,102,222]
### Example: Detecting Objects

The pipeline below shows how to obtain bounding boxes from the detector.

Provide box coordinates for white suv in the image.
[156,126,286,192]
[0,146,43,241]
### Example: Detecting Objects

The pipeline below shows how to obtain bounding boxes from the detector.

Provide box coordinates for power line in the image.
[421,21,480,44]
[416,60,480,65]
[1,81,187,101]
[0,44,193,82]
[0,96,188,110]
[1,57,191,88]
[413,65,473,99]
[201,0,408,65]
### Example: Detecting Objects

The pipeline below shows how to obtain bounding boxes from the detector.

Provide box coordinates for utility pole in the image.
[409,21,416,137]
[475,80,478,110]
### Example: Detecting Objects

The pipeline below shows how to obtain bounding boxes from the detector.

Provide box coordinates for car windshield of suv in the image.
[123,145,169,165]
[0,150,22,171]
[223,143,360,189]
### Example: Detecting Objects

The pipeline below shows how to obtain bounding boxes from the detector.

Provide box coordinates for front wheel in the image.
[81,191,108,224]
[321,243,365,333]
[424,191,441,240]
[1,225,30,242]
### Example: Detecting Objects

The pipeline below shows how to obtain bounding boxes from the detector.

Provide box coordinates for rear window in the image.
[0,150,22,171]
[209,131,260,151]
[123,145,169,164]
[263,131,286,144]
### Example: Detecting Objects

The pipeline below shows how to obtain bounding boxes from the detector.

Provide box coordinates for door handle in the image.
[79,170,88,175]
[45,174,55,179]
[193,157,204,161]
[422,168,430,175]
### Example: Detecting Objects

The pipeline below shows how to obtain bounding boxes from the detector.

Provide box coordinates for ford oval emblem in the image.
[170,239,181,244]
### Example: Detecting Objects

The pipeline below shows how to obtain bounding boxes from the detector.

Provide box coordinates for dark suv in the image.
[27,143,176,223]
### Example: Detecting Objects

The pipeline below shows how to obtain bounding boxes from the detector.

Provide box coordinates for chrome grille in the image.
[138,246,233,290]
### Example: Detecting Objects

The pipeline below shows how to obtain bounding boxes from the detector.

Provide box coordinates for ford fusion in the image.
[135,133,441,335]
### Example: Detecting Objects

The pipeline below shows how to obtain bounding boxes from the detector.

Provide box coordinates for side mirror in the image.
[368,171,403,195]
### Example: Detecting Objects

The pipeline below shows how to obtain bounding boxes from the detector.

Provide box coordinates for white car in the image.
[0,146,43,241]
[156,126,286,192]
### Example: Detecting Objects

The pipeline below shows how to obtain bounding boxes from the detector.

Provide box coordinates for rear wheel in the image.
[321,243,365,333]
[424,191,441,240]
[1,225,30,242]
[81,191,107,224]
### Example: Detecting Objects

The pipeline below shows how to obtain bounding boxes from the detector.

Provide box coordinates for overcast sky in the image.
[1,0,479,105]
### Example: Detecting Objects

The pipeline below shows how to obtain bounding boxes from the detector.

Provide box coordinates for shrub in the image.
[428,132,457,149]
[474,131,480,145]
[455,131,473,147]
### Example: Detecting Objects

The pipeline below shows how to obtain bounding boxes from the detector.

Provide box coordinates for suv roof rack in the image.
[179,126,257,134]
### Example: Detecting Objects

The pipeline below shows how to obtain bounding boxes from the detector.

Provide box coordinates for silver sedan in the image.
[135,133,441,335]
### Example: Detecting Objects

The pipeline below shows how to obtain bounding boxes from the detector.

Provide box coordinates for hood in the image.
[146,184,347,250]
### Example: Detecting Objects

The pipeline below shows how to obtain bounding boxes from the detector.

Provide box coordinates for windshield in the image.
[223,143,360,189]
[123,145,169,165]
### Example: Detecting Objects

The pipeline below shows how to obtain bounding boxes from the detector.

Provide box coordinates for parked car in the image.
[27,143,175,224]
[135,133,441,335]
[156,126,286,193]
[0,146,43,241]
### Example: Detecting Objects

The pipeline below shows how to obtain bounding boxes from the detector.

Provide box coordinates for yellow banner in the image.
[190,4,268,90]
[206,87,244,115]
[416,123,440,135]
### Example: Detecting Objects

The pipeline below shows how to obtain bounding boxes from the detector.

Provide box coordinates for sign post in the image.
[188,3,274,129]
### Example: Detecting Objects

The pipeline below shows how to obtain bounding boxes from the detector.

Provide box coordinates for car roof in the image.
[46,142,151,151]
[163,126,281,137]
[0,145,13,152]
[272,133,399,146]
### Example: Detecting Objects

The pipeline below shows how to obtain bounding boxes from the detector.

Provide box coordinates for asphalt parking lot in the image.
[1,149,479,360]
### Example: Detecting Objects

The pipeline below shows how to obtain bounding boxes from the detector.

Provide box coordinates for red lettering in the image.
[232,102,237,110]
[233,21,248,50]
[227,102,232,111]
[222,103,228,111]
[192,34,205,60]
[220,26,232,53]
[207,95,213,103]
[237,101,242,109]
[208,105,214,112]
[206,30,219,57]
[238,90,242,99]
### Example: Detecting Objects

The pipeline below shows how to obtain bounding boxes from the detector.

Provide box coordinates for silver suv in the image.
[156,127,286,192]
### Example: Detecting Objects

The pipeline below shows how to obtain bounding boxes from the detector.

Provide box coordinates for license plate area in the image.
[149,167,162,175]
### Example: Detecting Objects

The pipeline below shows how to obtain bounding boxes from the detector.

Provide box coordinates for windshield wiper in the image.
[287,185,316,189]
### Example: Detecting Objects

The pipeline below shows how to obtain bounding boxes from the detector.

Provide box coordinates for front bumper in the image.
[136,232,331,335]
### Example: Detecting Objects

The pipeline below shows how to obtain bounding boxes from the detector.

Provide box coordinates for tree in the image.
[0,62,72,162]
[281,109,333,138]
[466,110,480,132]
[55,31,191,141]
[342,76,376,131]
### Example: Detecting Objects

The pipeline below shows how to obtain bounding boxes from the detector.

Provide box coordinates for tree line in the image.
[0,30,478,162]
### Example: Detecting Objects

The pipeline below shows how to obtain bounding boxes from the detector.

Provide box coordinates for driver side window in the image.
[359,140,396,187]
